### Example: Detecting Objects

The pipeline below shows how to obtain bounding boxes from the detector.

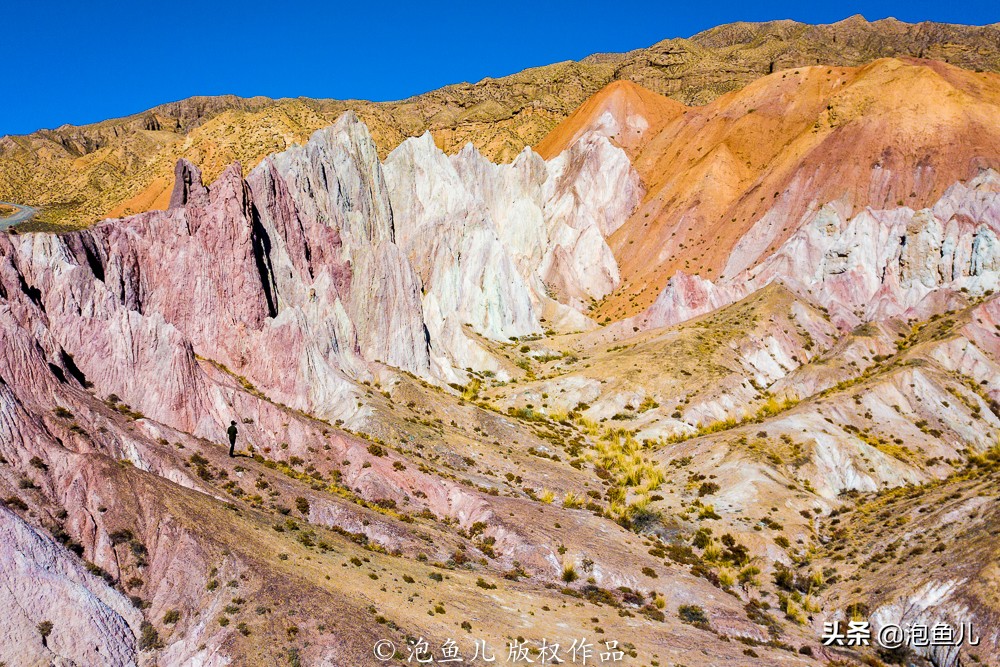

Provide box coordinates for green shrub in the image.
[678,604,709,627]
[138,621,162,650]
[698,482,720,497]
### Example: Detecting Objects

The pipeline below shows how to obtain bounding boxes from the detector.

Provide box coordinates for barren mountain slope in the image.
[598,15,1000,104]
[534,80,687,159]
[3,15,1000,227]
[540,58,1000,319]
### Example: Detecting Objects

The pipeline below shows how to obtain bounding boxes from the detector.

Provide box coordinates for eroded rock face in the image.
[0,111,640,441]
[252,113,431,378]
[0,507,141,666]
[751,170,1000,324]
[168,159,209,210]
[640,169,1000,331]
[382,129,641,374]
[235,111,641,384]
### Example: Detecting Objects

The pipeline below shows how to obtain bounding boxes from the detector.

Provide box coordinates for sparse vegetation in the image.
[138,621,163,650]
[37,621,53,646]
[678,604,709,628]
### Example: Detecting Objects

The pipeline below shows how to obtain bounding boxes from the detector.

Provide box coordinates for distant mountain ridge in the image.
[3,14,1000,227]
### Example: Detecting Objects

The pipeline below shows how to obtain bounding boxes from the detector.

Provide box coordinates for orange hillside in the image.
[535,80,685,160]
[537,59,1000,319]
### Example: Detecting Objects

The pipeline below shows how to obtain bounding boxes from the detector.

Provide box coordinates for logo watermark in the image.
[821,621,980,649]
[374,637,628,664]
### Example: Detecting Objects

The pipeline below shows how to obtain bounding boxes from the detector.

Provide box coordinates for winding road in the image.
[0,201,36,230]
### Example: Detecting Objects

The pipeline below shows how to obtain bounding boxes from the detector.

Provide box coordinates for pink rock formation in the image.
[0,507,141,665]
[637,169,1000,331]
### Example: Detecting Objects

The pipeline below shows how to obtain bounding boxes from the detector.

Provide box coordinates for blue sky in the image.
[3,0,998,136]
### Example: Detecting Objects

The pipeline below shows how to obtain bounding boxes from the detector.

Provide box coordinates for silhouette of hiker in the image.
[227,420,238,457]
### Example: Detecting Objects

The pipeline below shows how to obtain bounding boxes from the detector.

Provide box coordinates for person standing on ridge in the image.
[227,420,238,457]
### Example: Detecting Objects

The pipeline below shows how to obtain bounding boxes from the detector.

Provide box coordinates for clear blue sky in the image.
[3,0,998,136]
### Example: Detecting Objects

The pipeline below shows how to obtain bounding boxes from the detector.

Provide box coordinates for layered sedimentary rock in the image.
[0,508,141,665]
[0,110,640,441]
[635,168,1000,331]
[382,128,641,374]
[242,112,641,382]
[533,60,1000,320]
